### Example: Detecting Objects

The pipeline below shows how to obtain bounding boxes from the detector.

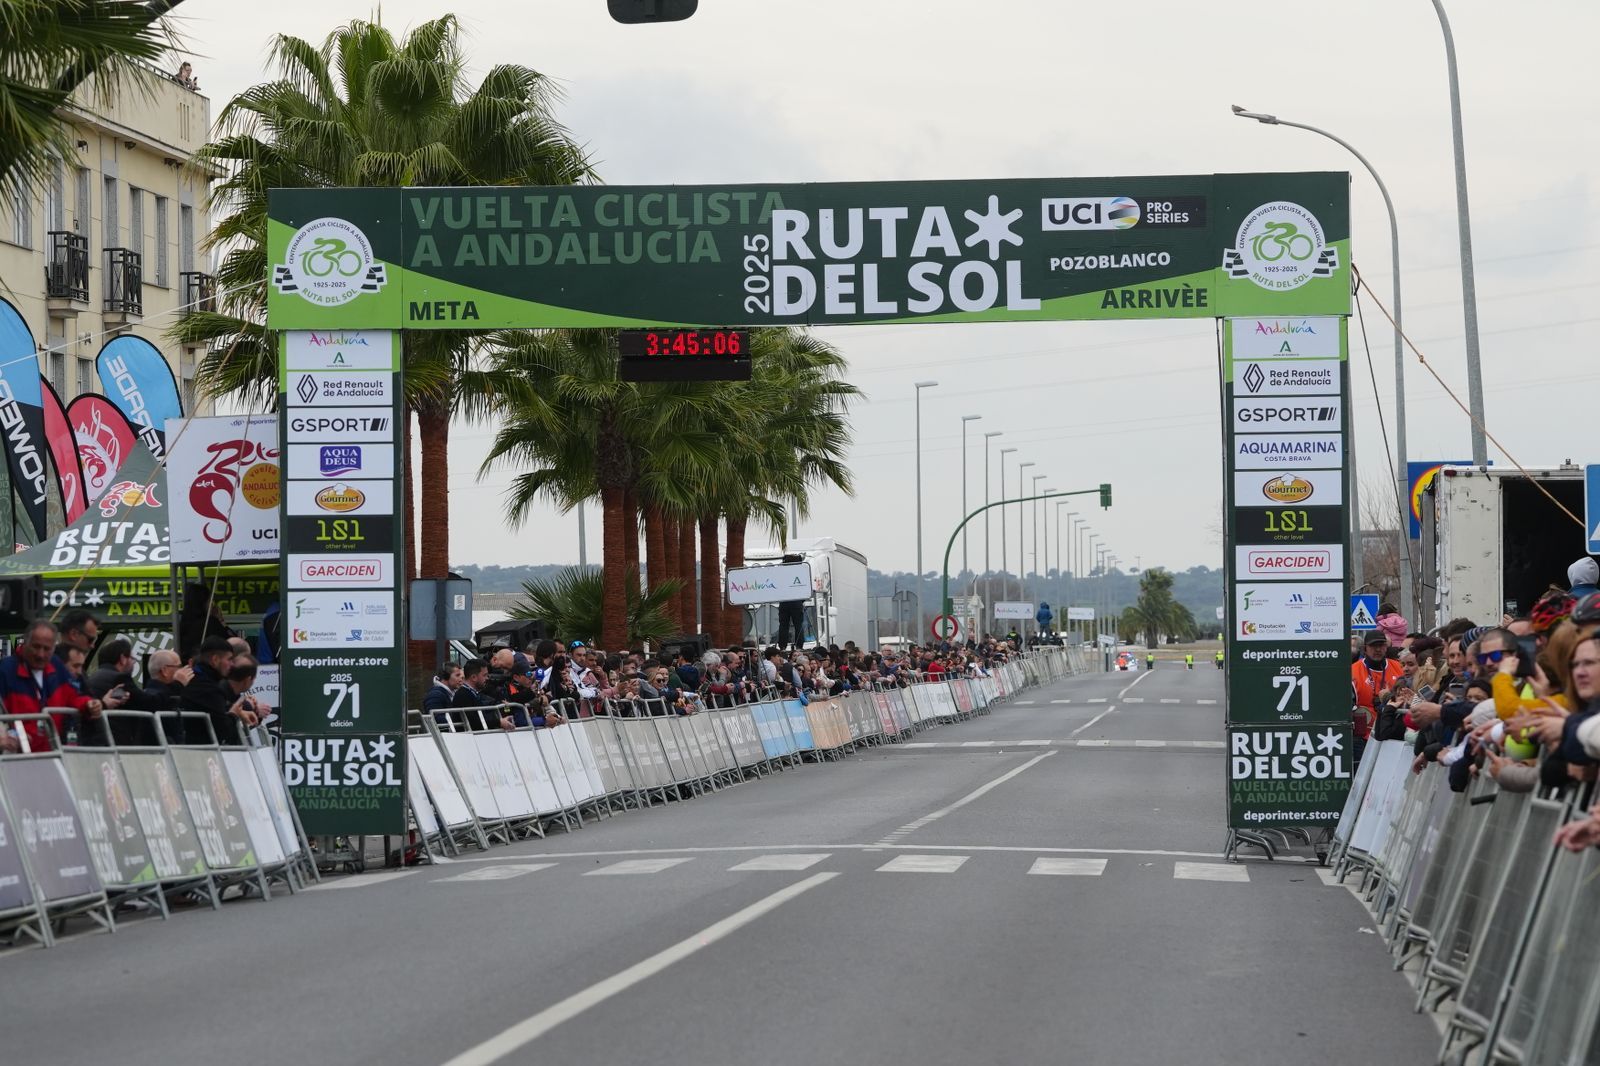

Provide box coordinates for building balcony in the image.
[103,247,143,322]
[44,231,89,311]
[180,271,216,316]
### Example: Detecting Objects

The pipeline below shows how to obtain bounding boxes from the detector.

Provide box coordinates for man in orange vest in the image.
[1351,631,1405,747]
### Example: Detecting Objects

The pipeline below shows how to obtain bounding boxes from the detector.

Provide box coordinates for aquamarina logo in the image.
[1223,202,1339,292]
[273,218,388,307]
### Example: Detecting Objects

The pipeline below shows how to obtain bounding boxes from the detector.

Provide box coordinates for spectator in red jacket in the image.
[0,620,116,752]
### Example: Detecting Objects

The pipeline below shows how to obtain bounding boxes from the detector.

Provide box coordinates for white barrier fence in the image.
[1327,739,1600,1065]
[0,648,1079,950]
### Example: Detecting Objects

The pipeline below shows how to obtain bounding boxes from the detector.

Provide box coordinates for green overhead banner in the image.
[266,173,1350,329]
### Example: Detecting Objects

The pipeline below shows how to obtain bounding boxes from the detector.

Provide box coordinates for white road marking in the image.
[1077,739,1110,747]
[1314,868,1346,887]
[878,854,969,873]
[1028,857,1107,877]
[439,873,839,1066]
[434,864,556,883]
[1134,740,1167,748]
[1087,698,1108,704]
[1069,708,1116,736]
[872,750,1057,845]
[1174,862,1251,883]
[728,854,831,872]
[961,740,998,747]
[459,842,1256,862]
[1049,699,1073,704]
[1012,700,1036,706]
[584,858,691,876]
[1123,697,1145,704]
[901,742,937,748]
[1197,699,1218,705]
[1016,739,1052,746]
[1160,699,1180,704]
[303,871,417,891]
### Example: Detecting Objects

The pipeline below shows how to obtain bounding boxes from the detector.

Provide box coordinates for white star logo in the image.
[962,195,1024,261]
[368,735,396,762]
[84,589,105,607]
[1316,728,1343,755]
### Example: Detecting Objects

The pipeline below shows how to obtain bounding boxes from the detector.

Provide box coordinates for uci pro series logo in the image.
[1223,202,1339,291]
[273,217,388,307]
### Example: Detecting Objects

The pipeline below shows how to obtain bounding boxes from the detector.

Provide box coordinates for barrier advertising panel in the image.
[61,750,156,886]
[1227,723,1353,829]
[0,788,35,911]
[0,759,102,901]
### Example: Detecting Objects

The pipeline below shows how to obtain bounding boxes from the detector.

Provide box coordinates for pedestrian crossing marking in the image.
[877,854,969,873]
[1028,857,1107,876]
[434,863,556,883]
[729,854,831,872]
[586,858,692,876]
[1173,862,1251,883]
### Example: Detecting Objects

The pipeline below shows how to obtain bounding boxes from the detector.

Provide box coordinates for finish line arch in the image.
[265,173,1357,845]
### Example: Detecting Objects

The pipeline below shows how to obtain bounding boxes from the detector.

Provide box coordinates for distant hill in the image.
[454,562,1223,625]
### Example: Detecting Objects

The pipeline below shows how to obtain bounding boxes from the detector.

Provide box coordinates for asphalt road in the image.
[3,664,1440,1066]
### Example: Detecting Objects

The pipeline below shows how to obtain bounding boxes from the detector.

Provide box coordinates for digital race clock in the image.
[617,329,752,381]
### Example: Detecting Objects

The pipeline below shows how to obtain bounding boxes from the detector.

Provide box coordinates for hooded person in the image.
[1569,557,1599,599]
[1375,611,1410,652]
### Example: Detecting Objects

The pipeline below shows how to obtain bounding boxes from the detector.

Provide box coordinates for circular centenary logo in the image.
[276,217,385,307]
[1229,201,1329,291]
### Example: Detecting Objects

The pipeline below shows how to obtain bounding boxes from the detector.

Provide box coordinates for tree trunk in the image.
[676,514,696,633]
[724,512,747,646]
[644,503,666,594]
[622,484,640,596]
[600,483,628,651]
[698,513,719,646]
[416,405,450,578]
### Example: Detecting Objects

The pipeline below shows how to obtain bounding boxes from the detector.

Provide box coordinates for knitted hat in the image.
[1376,612,1409,645]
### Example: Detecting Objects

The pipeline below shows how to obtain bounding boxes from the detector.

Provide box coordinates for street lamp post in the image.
[998,446,1016,634]
[1031,474,1046,578]
[1059,505,1075,628]
[984,431,1003,600]
[1018,461,1035,634]
[1430,0,1487,468]
[1232,105,1415,620]
[914,380,939,641]
[961,415,981,587]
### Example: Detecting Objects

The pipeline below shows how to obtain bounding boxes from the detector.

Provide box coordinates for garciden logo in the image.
[273,217,387,306]
[1223,201,1339,291]
[1246,550,1334,576]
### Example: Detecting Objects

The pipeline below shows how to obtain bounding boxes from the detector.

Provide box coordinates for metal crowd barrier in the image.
[1,653,1083,950]
[0,710,317,949]
[1330,740,1600,1066]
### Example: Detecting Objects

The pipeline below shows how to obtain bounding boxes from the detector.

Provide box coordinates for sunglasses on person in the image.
[1476,649,1507,665]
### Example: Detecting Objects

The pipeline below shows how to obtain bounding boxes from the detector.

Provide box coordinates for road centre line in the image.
[873,750,1058,845]
[438,872,839,1066]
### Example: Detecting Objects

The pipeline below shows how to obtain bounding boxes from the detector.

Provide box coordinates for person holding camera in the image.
[1351,631,1406,748]
[486,648,565,728]
[178,637,260,745]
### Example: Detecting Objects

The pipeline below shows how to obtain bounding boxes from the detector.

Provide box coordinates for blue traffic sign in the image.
[1350,594,1379,631]
[1587,465,1600,555]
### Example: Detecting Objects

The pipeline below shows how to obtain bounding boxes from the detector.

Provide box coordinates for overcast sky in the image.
[179,0,1598,578]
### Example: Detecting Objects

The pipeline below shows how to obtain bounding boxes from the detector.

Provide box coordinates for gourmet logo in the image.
[315,484,366,512]
[1262,475,1314,503]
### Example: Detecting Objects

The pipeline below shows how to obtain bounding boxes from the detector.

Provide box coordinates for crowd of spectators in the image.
[424,636,1024,727]
[1350,554,1600,851]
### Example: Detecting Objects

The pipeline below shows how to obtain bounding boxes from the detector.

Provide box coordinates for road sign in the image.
[1066,606,1095,621]
[1587,465,1600,554]
[931,615,959,641]
[1349,593,1379,631]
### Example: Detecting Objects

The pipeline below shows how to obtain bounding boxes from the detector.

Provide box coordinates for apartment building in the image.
[0,61,216,413]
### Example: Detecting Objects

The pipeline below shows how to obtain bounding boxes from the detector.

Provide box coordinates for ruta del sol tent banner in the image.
[266,174,1350,330]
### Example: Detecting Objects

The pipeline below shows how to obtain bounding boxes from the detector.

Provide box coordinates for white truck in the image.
[1420,463,1589,629]
[740,537,870,649]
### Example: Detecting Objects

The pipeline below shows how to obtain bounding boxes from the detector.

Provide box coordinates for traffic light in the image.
[1099,483,1112,509]
[608,0,698,22]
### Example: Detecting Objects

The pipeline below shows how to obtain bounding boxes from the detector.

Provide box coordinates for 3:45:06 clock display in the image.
[617,329,748,358]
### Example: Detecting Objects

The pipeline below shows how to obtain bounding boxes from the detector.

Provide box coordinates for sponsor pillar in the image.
[277,330,405,835]
[1222,317,1353,826]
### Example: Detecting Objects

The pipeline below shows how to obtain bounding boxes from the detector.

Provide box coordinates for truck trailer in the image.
[740,537,869,649]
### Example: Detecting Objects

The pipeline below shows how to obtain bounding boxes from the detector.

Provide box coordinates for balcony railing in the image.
[104,248,143,316]
[44,231,89,302]
[180,271,216,315]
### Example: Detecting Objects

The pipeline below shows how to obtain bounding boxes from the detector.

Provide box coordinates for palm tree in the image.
[478,329,727,651]
[0,0,184,197]
[173,14,594,591]
[508,566,681,648]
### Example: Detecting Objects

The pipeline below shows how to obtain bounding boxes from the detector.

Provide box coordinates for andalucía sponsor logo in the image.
[273,217,388,307]
[1223,202,1339,291]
